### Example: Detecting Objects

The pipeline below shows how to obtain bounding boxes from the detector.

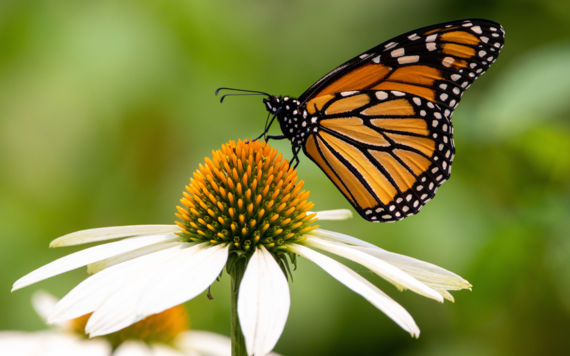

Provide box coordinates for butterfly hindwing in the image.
[303,90,454,222]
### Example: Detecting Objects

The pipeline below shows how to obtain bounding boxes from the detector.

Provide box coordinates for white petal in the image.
[134,243,229,321]
[176,330,284,356]
[0,332,111,356]
[304,237,443,302]
[351,246,471,292]
[289,244,420,337]
[114,340,152,356]
[308,209,353,220]
[31,290,58,322]
[307,228,380,249]
[87,241,181,275]
[50,225,181,247]
[238,246,290,356]
[84,244,203,337]
[13,234,180,291]
[150,344,188,356]
[48,244,185,324]
[176,330,230,356]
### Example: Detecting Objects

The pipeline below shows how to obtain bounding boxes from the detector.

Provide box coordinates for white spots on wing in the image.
[470,62,477,69]
[359,54,368,59]
[402,206,409,213]
[382,215,392,219]
[480,36,489,43]
[492,33,500,38]
[372,55,381,63]
[420,110,426,116]
[375,91,388,100]
[461,81,469,88]
[396,198,403,204]
[413,200,419,208]
[462,22,473,27]
[432,120,438,127]
[406,194,412,201]
[439,83,447,90]
[413,97,421,106]
[395,212,401,217]
[375,207,384,213]
[398,55,419,64]
[488,56,495,61]
[469,72,475,77]
[427,102,434,109]
[432,167,439,173]
[385,42,398,50]
[417,185,424,191]
[445,150,451,158]
[452,87,460,95]
[311,117,318,123]
[438,143,444,151]
[426,43,437,51]
[490,27,497,32]
[451,74,461,81]
[442,124,448,131]
[436,175,443,181]
[365,209,372,215]
[340,91,358,97]
[449,99,456,107]
[477,68,483,73]
[444,109,450,118]
[442,57,455,67]
[389,205,395,211]
[442,161,448,170]
[440,93,448,101]
[471,26,482,34]
[391,91,405,96]
[391,48,405,58]
[443,136,448,143]
[479,50,487,57]
[409,34,421,41]
[434,112,442,119]
[426,34,438,42]
[429,182,434,190]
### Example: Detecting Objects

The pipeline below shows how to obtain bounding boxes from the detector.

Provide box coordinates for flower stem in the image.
[231,258,247,356]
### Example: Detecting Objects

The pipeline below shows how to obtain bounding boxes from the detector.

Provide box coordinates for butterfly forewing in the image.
[303,90,454,222]
[300,19,505,118]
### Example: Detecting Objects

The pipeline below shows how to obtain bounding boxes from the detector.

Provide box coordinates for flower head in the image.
[13,140,471,356]
[0,290,259,356]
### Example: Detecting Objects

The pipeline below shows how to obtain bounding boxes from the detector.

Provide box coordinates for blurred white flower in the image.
[0,290,255,356]
[13,140,471,356]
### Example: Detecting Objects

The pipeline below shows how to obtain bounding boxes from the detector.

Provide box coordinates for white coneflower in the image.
[13,140,471,356]
[0,290,271,356]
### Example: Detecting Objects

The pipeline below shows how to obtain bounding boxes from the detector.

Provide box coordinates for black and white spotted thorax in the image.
[263,96,314,147]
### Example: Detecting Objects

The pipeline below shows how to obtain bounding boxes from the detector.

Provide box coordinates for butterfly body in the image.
[251,19,504,222]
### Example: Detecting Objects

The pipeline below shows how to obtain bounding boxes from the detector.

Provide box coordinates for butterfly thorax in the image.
[263,96,311,148]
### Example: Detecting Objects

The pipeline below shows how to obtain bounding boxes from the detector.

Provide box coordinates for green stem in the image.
[231,259,247,356]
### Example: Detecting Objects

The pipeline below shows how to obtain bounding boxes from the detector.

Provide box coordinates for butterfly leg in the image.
[290,146,301,168]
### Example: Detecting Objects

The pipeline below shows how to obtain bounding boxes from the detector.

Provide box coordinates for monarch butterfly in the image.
[217,19,505,223]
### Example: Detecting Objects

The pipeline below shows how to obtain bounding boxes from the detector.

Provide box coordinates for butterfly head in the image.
[263,96,308,147]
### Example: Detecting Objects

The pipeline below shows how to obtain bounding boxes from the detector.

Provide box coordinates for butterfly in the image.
[217,19,505,223]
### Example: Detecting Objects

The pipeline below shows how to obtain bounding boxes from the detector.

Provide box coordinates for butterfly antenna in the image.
[215,87,270,97]
[218,93,269,103]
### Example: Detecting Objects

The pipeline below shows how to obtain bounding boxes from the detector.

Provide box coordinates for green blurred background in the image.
[1,0,569,355]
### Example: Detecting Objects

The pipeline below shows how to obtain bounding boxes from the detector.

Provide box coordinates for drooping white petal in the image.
[289,244,420,337]
[307,228,380,249]
[304,237,443,302]
[87,240,182,275]
[351,246,472,293]
[50,225,181,247]
[48,243,185,324]
[31,290,58,323]
[238,246,290,356]
[113,340,152,356]
[13,234,180,291]
[308,209,353,220]
[84,244,204,337]
[134,243,229,321]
